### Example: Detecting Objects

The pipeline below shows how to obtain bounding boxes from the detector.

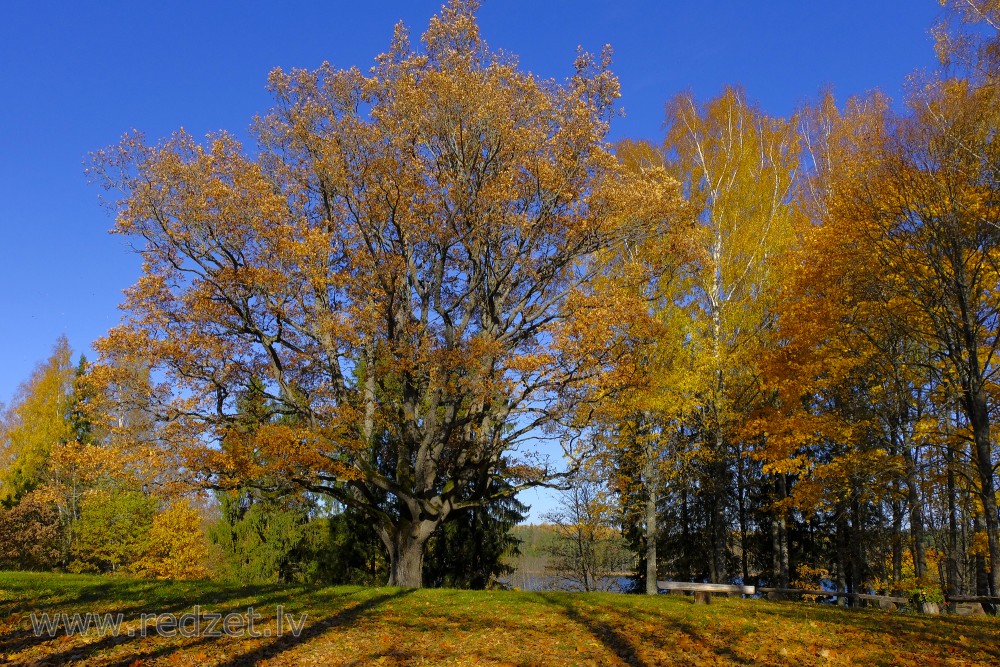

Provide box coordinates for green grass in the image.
[0,571,997,665]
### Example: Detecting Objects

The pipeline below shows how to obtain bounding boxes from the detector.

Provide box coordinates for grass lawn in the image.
[0,572,997,666]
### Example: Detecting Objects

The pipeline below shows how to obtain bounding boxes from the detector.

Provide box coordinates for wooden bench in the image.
[656,581,755,604]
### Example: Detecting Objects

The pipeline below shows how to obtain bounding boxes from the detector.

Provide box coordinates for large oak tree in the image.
[89,0,681,587]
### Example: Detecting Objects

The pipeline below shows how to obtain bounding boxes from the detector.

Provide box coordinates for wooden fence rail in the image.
[947,595,1000,604]
[657,582,998,614]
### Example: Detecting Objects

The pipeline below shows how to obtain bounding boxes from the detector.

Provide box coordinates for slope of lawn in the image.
[0,571,997,666]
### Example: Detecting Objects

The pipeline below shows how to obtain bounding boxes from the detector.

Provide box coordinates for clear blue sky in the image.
[0,1,940,506]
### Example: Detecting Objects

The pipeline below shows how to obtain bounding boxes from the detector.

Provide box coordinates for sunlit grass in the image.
[0,571,997,665]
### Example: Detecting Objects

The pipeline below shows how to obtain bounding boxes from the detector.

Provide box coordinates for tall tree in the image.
[0,337,75,505]
[88,0,682,587]
[564,138,695,594]
[756,92,929,594]
[662,87,798,582]
[852,78,1000,595]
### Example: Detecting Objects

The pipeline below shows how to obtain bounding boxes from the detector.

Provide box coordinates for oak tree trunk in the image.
[380,520,437,588]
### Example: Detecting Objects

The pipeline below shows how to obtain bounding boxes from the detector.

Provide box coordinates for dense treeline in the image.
[0,1,998,600]
[584,1,1000,602]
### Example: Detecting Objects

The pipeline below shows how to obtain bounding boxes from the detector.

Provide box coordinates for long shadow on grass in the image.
[755,599,1000,662]
[215,588,417,667]
[538,593,650,667]
[0,578,158,618]
[39,591,355,667]
[0,594,204,659]
[97,589,354,667]
[0,579,331,664]
[0,576,298,634]
[554,595,755,666]
[663,614,754,665]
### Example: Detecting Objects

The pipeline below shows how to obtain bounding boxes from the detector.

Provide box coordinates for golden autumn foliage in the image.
[131,499,212,580]
[662,87,799,583]
[557,137,694,592]
[0,337,75,505]
[755,67,1000,593]
[752,92,897,481]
